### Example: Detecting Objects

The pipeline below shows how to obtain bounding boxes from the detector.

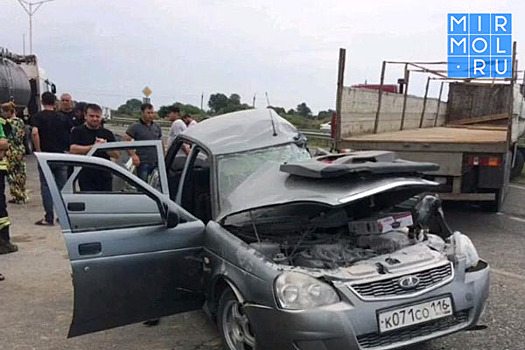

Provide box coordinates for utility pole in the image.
[200,92,204,110]
[17,0,57,54]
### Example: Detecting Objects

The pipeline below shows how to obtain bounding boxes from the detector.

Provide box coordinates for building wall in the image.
[340,87,447,137]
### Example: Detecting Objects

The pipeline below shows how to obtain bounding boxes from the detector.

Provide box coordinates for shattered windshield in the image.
[217,143,311,209]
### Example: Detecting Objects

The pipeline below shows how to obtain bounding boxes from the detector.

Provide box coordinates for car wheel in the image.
[217,288,256,350]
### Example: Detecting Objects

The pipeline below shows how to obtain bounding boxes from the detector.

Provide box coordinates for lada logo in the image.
[399,275,420,289]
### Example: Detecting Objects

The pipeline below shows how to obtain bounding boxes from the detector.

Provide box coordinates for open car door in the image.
[36,150,205,337]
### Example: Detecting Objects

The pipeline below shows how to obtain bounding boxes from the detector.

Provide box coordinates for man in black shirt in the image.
[72,101,87,127]
[32,93,73,154]
[59,93,78,127]
[32,92,73,226]
[70,103,118,192]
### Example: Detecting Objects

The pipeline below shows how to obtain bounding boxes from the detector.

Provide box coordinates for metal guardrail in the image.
[300,129,333,140]
[109,116,172,127]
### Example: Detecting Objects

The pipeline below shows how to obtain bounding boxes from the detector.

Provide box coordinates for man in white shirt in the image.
[166,107,187,149]
[182,113,198,128]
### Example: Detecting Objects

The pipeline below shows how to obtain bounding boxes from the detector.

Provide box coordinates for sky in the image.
[1,0,524,113]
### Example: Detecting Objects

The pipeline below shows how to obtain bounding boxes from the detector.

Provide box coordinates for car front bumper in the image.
[243,260,490,350]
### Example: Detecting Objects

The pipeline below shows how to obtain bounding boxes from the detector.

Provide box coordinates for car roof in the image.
[182,108,300,155]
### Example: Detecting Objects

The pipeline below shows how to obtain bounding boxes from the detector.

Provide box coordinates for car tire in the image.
[217,288,256,350]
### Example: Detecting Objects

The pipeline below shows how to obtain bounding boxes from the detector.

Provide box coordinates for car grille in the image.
[350,263,453,299]
[357,310,469,349]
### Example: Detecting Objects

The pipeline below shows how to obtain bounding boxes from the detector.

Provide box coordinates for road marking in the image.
[509,184,525,191]
[492,268,525,283]
[496,212,525,223]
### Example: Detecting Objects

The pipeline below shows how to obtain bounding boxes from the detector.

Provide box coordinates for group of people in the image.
[0,92,196,281]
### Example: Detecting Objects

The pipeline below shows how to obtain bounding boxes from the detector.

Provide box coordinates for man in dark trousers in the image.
[70,104,118,191]
[0,119,15,281]
[32,92,73,226]
[124,103,162,182]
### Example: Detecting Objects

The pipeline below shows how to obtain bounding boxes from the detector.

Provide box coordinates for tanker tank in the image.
[0,57,31,106]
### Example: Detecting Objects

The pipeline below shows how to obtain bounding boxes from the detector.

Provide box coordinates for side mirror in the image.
[166,207,179,228]
[51,84,57,94]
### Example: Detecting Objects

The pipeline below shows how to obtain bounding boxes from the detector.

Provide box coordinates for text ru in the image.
[447,13,512,78]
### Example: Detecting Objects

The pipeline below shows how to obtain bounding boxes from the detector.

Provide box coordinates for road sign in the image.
[142,86,152,97]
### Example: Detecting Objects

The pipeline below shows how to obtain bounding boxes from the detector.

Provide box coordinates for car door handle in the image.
[68,202,86,212]
[78,242,102,255]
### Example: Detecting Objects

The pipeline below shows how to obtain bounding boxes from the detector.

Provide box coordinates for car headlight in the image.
[274,271,339,310]
[451,232,480,269]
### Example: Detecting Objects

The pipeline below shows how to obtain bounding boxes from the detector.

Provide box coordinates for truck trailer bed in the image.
[342,127,507,144]
[341,127,509,154]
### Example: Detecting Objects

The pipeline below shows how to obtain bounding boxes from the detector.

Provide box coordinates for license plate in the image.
[378,297,453,333]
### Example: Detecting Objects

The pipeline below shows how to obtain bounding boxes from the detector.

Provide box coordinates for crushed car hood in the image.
[218,164,437,221]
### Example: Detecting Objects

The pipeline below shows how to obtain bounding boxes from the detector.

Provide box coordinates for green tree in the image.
[208,93,253,115]
[229,93,241,106]
[296,102,312,117]
[208,93,229,114]
[219,103,252,114]
[182,104,204,115]
[269,106,286,116]
[117,98,142,115]
[157,102,205,119]
[317,109,335,120]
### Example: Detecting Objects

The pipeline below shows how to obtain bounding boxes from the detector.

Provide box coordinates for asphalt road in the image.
[1,154,524,350]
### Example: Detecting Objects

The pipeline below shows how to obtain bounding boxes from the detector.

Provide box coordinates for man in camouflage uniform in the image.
[0,117,17,254]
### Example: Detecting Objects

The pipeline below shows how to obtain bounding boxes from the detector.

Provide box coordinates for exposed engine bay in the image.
[224,195,454,270]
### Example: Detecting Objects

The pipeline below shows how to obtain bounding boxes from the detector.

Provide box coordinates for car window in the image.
[217,143,310,209]
[180,148,212,222]
[95,145,161,186]
[69,164,141,194]
[50,161,164,233]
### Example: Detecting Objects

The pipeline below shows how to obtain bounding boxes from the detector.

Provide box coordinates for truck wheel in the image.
[511,149,524,179]
[217,288,256,350]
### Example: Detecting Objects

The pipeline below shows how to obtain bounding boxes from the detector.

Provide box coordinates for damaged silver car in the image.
[36,108,489,350]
